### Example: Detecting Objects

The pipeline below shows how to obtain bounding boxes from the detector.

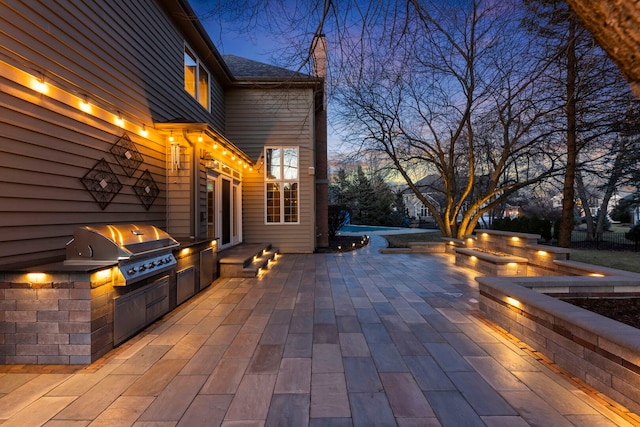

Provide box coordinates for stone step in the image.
[218,243,278,277]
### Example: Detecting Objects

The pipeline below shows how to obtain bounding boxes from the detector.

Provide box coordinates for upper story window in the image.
[265,147,299,223]
[184,47,209,110]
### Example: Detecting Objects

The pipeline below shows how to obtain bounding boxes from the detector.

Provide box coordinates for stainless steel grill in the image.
[65,224,179,285]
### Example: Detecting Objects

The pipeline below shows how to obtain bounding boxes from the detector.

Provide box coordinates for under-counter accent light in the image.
[27,272,47,283]
[507,262,517,268]
[481,233,488,238]
[511,236,520,242]
[180,248,190,256]
[506,296,521,308]
[537,250,548,256]
[94,268,112,281]
[589,273,605,277]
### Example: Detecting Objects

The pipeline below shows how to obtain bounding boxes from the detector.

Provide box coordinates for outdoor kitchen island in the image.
[0,225,217,365]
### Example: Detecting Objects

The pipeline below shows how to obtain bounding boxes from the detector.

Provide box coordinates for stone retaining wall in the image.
[478,276,640,414]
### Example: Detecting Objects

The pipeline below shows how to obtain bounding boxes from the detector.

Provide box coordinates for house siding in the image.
[226,88,316,253]
[0,0,228,268]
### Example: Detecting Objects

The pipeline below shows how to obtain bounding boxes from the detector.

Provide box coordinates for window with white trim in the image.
[265,147,299,223]
[184,47,210,110]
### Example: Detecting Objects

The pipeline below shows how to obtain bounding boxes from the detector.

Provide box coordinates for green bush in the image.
[492,215,553,241]
[328,205,349,239]
[625,225,640,243]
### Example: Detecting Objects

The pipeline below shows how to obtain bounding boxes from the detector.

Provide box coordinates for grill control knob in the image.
[157,259,164,265]
[149,262,156,268]
[139,265,147,272]
[127,267,137,275]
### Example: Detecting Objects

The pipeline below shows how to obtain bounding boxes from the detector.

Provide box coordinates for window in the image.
[265,147,299,223]
[184,47,209,110]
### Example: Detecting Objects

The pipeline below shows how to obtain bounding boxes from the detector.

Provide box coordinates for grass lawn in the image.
[568,249,640,274]
[383,232,443,248]
[383,230,640,274]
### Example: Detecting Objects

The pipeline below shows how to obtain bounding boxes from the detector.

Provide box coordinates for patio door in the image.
[208,172,241,249]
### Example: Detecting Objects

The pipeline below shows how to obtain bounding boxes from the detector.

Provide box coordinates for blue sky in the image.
[187,1,275,62]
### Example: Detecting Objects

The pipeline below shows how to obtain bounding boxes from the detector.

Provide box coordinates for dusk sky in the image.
[187,0,276,62]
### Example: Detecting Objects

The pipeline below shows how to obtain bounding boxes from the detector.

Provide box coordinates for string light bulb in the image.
[115,111,124,127]
[140,124,148,137]
[169,131,174,142]
[31,74,47,93]
[79,95,91,113]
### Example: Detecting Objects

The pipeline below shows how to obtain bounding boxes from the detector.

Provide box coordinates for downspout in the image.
[183,130,198,239]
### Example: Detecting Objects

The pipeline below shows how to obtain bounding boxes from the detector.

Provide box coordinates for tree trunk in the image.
[558,17,577,248]
[575,171,594,240]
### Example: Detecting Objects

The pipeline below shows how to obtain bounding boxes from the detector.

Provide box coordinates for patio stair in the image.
[218,243,278,278]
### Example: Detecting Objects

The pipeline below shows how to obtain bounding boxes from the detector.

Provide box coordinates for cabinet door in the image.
[146,276,169,323]
[177,267,195,305]
[113,291,146,345]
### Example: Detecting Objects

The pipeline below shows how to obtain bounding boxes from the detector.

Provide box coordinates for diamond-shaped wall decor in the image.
[80,158,122,209]
[132,169,159,210]
[110,133,144,177]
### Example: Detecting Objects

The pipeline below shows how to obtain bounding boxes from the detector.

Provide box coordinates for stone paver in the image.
[0,236,638,426]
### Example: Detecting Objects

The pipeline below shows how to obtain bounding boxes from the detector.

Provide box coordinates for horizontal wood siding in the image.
[226,88,316,253]
[0,0,229,268]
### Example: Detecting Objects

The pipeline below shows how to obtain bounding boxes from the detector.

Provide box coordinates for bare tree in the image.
[330,0,564,238]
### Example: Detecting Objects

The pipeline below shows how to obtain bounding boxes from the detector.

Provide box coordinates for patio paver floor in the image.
[0,236,638,426]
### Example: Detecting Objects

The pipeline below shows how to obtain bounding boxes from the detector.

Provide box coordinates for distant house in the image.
[402,175,441,227]
[0,0,327,269]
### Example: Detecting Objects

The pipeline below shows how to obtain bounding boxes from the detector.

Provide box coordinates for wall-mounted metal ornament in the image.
[110,133,144,177]
[132,169,159,210]
[81,158,122,209]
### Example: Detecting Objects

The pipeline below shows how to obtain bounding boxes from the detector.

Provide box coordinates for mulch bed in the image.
[561,298,640,329]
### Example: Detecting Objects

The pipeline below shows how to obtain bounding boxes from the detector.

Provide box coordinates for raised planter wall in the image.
[478,275,640,414]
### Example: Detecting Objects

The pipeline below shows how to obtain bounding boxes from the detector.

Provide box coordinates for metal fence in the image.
[570,231,639,251]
